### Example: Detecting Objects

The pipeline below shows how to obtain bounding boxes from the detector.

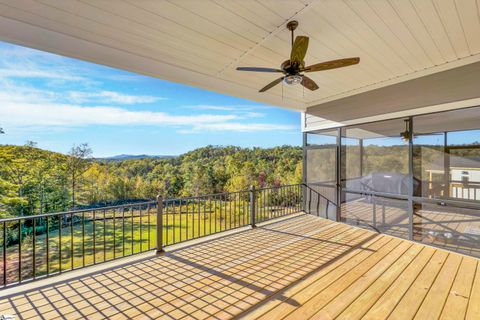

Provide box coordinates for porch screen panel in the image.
[413,202,480,258]
[413,107,480,257]
[340,119,410,235]
[341,191,409,239]
[414,108,480,202]
[341,119,409,195]
[306,130,337,218]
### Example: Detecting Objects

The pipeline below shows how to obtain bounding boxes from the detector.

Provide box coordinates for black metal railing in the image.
[0,184,314,288]
[303,183,338,219]
[0,201,158,287]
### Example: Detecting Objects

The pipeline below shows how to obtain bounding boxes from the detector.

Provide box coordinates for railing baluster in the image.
[156,195,163,254]
[93,210,96,265]
[165,201,168,246]
[113,209,116,259]
[209,197,212,236]
[326,199,330,219]
[3,221,6,287]
[180,200,183,242]
[147,204,151,250]
[225,194,228,230]
[103,209,106,262]
[33,217,36,279]
[214,196,217,233]
[224,194,227,230]
[59,216,62,272]
[122,208,125,256]
[220,195,223,231]
[70,213,74,270]
[187,200,191,240]
[131,207,134,255]
[197,198,200,238]
[234,193,237,228]
[172,202,175,245]
[82,212,85,267]
[203,198,206,237]
[316,193,320,217]
[309,188,312,214]
[250,186,256,228]
[228,194,232,229]
[187,199,195,240]
[18,221,21,282]
[140,206,143,251]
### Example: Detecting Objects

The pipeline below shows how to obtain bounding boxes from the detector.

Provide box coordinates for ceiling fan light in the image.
[284,75,303,85]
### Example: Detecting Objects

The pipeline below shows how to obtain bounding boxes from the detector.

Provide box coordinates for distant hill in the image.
[100,154,176,161]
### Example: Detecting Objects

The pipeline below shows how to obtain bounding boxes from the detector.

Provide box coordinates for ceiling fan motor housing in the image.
[281,60,304,75]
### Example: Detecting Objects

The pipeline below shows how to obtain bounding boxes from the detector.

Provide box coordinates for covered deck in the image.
[0,214,478,320]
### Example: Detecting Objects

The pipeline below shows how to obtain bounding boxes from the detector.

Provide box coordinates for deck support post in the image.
[156,195,164,254]
[249,185,256,228]
[407,116,414,241]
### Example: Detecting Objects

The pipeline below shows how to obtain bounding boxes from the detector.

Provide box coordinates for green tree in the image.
[66,143,92,209]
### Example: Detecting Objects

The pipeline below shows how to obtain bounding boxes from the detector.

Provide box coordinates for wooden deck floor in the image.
[0,214,479,320]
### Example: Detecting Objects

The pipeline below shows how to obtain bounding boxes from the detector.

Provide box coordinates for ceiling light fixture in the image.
[284,75,303,85]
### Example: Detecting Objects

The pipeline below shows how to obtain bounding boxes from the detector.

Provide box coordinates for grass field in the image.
[0,197,301,285]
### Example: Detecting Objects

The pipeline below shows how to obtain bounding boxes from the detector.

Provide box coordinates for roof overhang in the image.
[0,1,479,116]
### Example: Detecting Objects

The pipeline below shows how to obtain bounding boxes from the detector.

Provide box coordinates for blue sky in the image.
[0,42,301,157]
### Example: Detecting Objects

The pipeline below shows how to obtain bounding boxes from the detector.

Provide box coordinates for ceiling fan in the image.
[236,20,360,92]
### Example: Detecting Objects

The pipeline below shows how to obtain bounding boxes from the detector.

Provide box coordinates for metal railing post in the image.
[249,185,256,228]
[156,195,164,254]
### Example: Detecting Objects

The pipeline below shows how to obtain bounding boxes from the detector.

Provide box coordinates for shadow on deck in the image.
[0,214,478,319]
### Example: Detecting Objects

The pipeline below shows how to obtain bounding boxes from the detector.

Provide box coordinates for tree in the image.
[66,143,92,209]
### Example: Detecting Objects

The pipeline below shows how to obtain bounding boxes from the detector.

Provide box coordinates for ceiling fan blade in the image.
[303,57,360,72]
[259,77,284,92]
[236,67,283,73]
[301,76,319,91]
[290,36,309,66]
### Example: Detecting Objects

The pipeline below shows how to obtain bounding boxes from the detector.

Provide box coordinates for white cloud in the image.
[178,123,295,134]
[0,68,86,81]
[187,105,268,111]
[67,90,164,104]
[193,105,239,111]
[0,98,294,133]
[0,101,237,127]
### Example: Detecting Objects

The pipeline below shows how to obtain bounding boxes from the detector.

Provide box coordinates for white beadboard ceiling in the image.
[0,0,479,112]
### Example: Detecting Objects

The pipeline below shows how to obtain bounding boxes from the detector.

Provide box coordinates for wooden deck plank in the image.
[440,256,478,320]
[465,260,480,320]
[238,229,377,319]
[336,244,426,320]
[362,246,437,320]
[182,223,362,318]
[249,235,389,320]
[384,250,449,320]
[310,241,417,320]
[0,214,478,320]
[414,254,463,320]
[279,238,404,320]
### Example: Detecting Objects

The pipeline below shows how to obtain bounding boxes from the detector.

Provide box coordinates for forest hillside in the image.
[0,144,302,217]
